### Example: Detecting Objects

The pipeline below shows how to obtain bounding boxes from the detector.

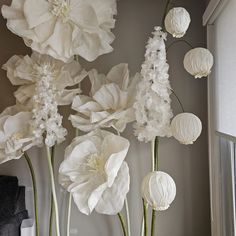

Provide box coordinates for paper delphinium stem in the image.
[46,146,61,236]
[24,152,40,236]
[151,137,159,236]
[49,146,55,236]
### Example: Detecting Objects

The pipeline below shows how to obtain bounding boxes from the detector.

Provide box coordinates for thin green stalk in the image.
[46,146,61,236]
[154,137,159,171]
[167,40,194,51]
[24,152,40,236]
[151,210,156,236]
[142,199,148,236]
[161,0,172,30]
[151,137,159,236]
[66,193,72,236]
[49,146,55,236]
[171,89,185,112]
[125,198,131,236]
[118,213,128,236]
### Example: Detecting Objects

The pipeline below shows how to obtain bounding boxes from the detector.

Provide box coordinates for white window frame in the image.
[203,1,235,235]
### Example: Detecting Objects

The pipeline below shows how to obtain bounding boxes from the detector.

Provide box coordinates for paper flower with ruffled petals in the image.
[0,106,36,164]
[59,129,130,215]
[3,52,87,108]
[3,52,87,147]
[70,64,139,133]
[2,0,117,62]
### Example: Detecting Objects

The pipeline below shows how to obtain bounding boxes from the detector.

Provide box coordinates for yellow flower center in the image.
[51,0,70,21]
[86,154,105,173]
[10,131,25,141]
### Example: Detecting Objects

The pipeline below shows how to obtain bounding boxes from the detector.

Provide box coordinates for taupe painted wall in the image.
[0,0,211,235]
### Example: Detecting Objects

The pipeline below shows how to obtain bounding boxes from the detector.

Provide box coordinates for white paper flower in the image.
[164,7,191,38]
[171,112,202,145]
[3,52,87,147]
[141,171,176,211]
[134,27,173,142]
[59,129,130,215]
[3,52,87,108]
[2,0,117,62]
[183,48,214,78]
[0,105,36,164]
[70,64,139,133]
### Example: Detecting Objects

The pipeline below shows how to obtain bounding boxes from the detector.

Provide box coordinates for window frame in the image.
[203,1,234,235]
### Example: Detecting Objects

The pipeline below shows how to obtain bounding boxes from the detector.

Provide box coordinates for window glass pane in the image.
[219,137,235,235]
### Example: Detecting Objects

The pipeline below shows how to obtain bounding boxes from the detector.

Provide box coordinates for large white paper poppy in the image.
[2,52,87,108]
[70,64,139,133]
[0,106,36,164]
[59,129,130,215]
[2,0,117,62]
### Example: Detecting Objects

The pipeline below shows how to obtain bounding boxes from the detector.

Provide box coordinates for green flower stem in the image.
[118,212,128,236]
[142,199,148,236]
[66,193,72,236]
[151,137,159,236]
[167,40,194,51]
[24,152,40,236]
[46,146,61,236]
[171,89,185,113]
[151,210,156,236]
[161,0,172,30]
[49,146,55,236]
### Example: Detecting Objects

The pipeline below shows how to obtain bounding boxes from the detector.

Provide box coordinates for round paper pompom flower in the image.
[171,113,202,145]
[1,0,117,62]
[141,171,176,211]
[184,48,214,78]
[165,7,191,38]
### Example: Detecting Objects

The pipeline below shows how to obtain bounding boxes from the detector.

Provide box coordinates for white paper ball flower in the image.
[171,113,202,145]
[141,171,176,211]
[59,129,130,215]
[0,105,36,164]
[165,7,191,38]
[184,48,214,78]
[1,0,117,62]
[70,64,139,133]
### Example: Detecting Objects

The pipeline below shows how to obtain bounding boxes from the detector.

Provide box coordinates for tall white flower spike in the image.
[184,48,214,78]
[171,112,202,145]
[134,26,173,142]
[141,171,176,211]
[165,7,191,38]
